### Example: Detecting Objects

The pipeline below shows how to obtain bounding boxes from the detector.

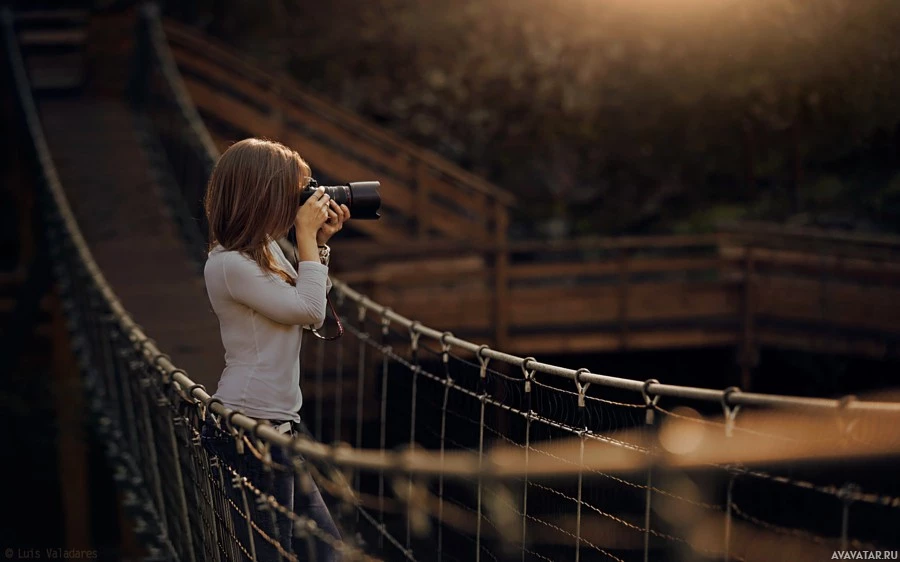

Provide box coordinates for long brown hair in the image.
[204,138,311,284]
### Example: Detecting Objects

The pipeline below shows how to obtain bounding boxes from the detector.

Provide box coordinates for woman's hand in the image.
[295,187,330,240]
[316,201,351,246]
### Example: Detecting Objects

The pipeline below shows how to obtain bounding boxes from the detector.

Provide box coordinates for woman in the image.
[200,138,349,561]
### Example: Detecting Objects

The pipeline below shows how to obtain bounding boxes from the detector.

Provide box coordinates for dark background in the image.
[169,0,900,239]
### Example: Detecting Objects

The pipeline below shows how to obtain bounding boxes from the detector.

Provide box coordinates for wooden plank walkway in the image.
[38,97,224,390]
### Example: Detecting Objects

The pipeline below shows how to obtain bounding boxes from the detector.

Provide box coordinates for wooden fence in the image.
[159,18,900,364]
[163,20,514,247]
[335,228,900,361]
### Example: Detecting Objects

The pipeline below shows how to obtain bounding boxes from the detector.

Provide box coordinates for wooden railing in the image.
[153,18,900,363]
[334,230,900,360]
[161,20,514,246]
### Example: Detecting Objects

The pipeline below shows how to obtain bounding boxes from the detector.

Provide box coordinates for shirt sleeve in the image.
[221,253,329,326]
[310,276,333,330]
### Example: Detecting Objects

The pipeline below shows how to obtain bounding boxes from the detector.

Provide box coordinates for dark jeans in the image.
[201,418,342,562]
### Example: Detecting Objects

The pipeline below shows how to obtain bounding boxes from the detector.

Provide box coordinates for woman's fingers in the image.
[328,201,350,222]
[304,186,327,208]
[328,201,349,224]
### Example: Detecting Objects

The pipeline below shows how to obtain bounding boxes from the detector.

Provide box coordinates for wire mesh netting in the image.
[312,295,900,562]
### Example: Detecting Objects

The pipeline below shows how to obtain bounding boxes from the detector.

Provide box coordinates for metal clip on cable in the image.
[722,386,742,438]
[475,344,490,399]
[642,379,661,425]
[185,383,206,408]
[138,337,158,358]
[475,344,489,377]
[409,321,422,372]
[204,397,224,427]
[225,411,246,455]
[125,324,144,346]
[574,368,591,409]
[443,332,457,365]
[151,352,171,374]
[163,367,187,391]
[196,393,211,424]
[252,420,274,467]
[440,331,454,385]
[409,321,422,350]
[380,307,393,347]
[521,357,536,394]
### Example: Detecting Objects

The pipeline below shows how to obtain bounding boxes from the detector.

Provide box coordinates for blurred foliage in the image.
[184,0,900,237]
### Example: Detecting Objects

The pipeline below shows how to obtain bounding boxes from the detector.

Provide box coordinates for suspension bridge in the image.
[2,4,900,562]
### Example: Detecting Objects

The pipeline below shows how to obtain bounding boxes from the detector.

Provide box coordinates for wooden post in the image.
[413,159,430,238]
[492,199,510,350]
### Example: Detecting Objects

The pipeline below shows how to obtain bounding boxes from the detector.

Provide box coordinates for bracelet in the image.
[318,244,331,266]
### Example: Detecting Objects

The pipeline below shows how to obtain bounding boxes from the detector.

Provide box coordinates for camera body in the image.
[299,179,381,220]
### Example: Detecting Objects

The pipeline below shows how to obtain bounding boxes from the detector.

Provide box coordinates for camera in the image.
[299,179,381,220]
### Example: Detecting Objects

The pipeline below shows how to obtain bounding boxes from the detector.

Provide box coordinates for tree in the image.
[186,0,900,235]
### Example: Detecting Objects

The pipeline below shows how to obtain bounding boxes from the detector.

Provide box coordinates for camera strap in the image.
[309,295,344,341]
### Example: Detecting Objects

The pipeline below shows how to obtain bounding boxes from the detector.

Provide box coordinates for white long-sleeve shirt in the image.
[204,237,331,421]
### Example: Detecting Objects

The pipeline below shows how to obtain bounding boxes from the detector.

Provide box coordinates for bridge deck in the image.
[38,96,224,390]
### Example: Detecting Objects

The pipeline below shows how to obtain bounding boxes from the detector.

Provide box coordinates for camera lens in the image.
[299,181,381,220]
[324,185,351,207]
[346,182,381,220]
